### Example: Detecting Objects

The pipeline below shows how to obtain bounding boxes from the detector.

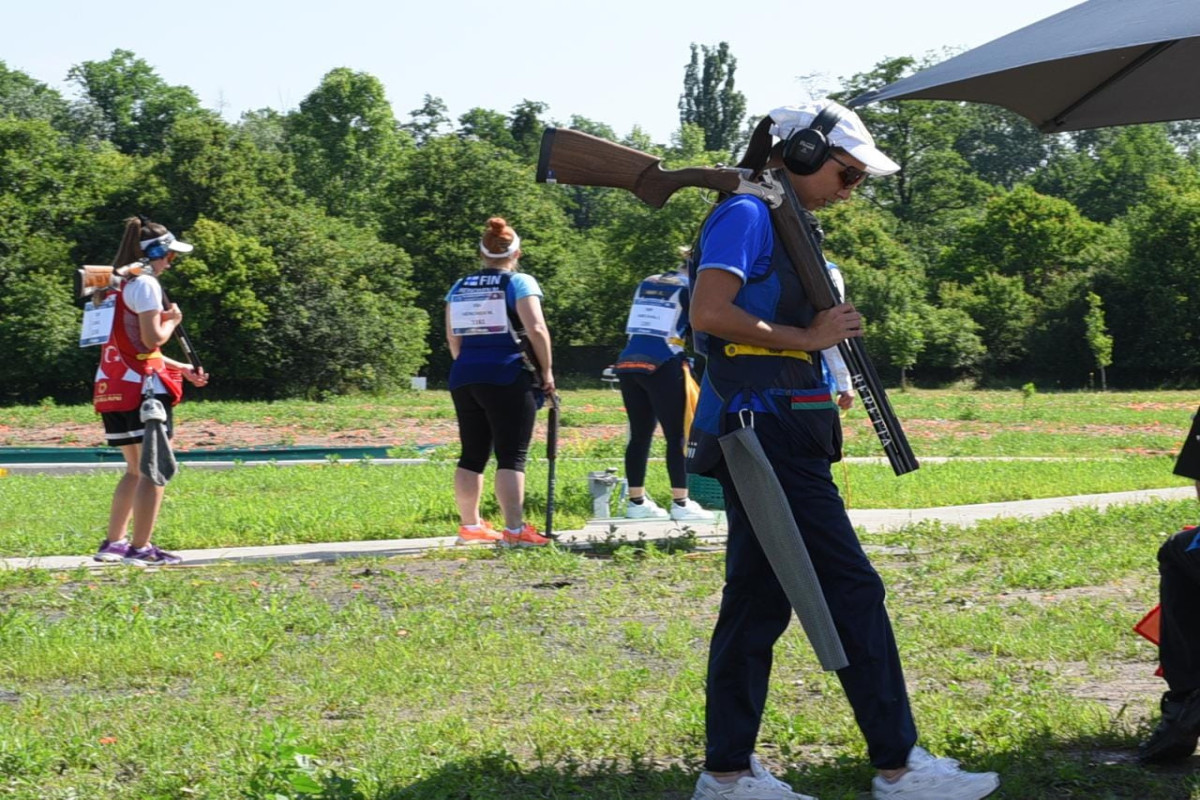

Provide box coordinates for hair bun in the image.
[481,216,518,255]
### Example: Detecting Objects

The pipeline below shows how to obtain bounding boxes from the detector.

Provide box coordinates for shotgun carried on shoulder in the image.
[536,128,917,476]
[74,262,205,373]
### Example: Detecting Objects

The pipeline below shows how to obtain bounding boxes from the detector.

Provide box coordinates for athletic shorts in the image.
[101,394,175,447]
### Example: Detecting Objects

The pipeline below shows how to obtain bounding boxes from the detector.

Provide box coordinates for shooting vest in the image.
[93,275,183,413]
[614,271,689,374]
[447,269,531,389]
[687,196,842,474]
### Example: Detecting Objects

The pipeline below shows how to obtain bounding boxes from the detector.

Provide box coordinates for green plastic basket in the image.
[687,473,725,511]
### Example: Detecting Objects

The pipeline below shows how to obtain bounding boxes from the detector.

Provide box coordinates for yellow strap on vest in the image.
[723,343,813,363]
[135,350,164,361]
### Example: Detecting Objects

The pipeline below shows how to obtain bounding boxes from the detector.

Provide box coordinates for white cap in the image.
[768,100,900,176]
[139,231,194,254]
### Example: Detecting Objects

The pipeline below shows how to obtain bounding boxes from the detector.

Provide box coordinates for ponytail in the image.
[736,116,777,177]
[113,214,168,267]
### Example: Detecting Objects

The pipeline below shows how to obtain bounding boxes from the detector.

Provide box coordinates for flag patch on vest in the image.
[790,390,836,410]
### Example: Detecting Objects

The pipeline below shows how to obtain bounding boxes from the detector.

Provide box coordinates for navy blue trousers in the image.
[704,416,917,771]
[1159,526,1200,695]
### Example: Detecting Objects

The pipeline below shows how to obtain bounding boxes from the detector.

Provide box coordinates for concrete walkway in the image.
[2,486,1191,572]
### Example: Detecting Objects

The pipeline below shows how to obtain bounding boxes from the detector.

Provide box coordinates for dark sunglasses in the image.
[828,152,868,189]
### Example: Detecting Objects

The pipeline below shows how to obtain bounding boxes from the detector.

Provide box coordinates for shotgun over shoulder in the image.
[535,128,918,476]
[537,128,770,209]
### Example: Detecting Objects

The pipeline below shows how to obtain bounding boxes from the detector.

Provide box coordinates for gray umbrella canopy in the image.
[850,0,1200,132]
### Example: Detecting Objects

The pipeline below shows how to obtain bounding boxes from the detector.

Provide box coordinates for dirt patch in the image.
[989,579,1147,608]
[6,419,461,450]
[5,417,625,452]
[1066,659,1164,713]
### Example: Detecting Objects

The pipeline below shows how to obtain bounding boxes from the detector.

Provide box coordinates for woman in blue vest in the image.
[445,217,554,548]
[614,252,713,521]
[686,100,998,800]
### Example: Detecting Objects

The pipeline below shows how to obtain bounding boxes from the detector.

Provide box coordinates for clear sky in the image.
[2,0,1083,143]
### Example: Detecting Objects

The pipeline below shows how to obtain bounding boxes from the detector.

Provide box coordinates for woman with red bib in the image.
[92,216,208,566]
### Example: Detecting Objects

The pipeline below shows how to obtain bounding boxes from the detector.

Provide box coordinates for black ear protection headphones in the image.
[781,103,846,176]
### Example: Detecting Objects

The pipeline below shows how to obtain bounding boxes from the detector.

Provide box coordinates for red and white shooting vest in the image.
[92,277,183,413]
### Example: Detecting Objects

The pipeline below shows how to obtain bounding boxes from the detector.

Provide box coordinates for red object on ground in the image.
[1135,605,1161,645]
[1134,604,1165,678]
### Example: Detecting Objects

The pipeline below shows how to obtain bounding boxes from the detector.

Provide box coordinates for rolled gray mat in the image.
[718,426,848,671]
[139,397,177,486]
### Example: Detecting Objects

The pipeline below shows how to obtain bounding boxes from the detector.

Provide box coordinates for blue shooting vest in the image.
[447,269,530,389]
[687,200,843,474]
[615,272,690,374]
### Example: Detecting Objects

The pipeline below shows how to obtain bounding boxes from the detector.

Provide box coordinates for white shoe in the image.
[872,746,999,800]
[692,755,817,800]
[626,496,669,519]
[670,497,715,521]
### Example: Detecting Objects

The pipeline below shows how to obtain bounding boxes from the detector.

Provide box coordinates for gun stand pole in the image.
[544,393,560,538]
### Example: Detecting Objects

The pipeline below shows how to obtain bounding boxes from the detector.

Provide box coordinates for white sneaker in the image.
[670,497,716,522]
[692,755,817,800]
[626,496,669,519]
[872,746,999,800]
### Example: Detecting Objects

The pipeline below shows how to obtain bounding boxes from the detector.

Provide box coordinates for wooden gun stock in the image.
[75,265,120,302]
[536,128,775,208]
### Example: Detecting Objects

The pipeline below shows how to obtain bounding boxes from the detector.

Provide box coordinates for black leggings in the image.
[618,358,688,489]
[451,374,537,473]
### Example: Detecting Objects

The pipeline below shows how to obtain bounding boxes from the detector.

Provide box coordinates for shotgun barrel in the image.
[766,170,918,475]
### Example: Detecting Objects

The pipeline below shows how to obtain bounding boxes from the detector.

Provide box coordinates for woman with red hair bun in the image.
[444,216,554,548]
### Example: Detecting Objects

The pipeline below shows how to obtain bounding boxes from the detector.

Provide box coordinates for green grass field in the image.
[0,388,1197,798]
[0,500,1197,799]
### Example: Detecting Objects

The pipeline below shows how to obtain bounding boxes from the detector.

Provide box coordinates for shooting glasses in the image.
[828,153,867,189]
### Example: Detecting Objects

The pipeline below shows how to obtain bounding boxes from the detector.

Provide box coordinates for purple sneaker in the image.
[94,539,131,563]
[123,545,183,566]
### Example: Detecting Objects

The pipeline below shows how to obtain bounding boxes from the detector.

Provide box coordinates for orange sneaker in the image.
[456,522,502,545]
[501,523,551,548]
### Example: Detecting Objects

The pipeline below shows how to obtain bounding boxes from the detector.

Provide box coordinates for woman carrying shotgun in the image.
[445,216,554,548]
[686,100,998,800]
[93,216,208,566]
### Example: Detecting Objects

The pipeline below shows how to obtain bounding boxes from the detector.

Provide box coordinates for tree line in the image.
[1,46,1197,404]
